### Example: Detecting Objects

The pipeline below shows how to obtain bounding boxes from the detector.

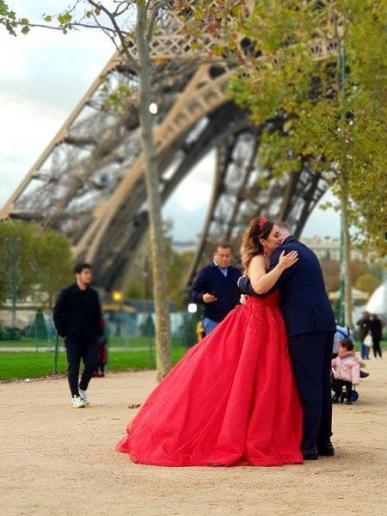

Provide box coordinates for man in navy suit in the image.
[190,244,241,335]
[238,222,336,460]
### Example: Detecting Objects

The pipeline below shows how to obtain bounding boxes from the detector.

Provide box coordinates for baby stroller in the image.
[331,326,368,403]
[331,377,359,403]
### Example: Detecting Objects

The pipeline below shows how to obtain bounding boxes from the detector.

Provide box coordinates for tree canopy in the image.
[226,0,386,254]
[0,221,73,306]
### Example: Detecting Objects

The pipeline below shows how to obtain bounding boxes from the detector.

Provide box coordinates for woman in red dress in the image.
[117,216,303,466]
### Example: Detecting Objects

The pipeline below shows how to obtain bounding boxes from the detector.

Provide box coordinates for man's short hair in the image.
[274,220,291,232]
[213,243,233,254]
[73,262,92,274]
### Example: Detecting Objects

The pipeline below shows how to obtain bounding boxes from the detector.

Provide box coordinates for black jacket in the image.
[190,263,241,322]
[356,316,372,341]
[370,318,382,341]
[53,283,102,343]
[238,236,336,337]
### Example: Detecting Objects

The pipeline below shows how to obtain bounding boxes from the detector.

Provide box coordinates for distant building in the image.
[173,236,368,261]
[302,236,364,261]
[172,240,197,253]
[302,236,340,260]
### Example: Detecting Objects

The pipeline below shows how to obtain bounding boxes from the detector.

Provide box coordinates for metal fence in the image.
[0,309,199,376]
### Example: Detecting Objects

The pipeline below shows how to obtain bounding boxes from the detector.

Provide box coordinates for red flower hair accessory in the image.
[258,216,268,231]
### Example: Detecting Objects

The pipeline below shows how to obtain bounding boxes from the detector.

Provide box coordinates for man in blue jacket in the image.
[238,222,336,460]
[190,244,241,335]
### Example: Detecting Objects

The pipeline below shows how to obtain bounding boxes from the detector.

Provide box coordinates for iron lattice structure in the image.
[0,4,337,290]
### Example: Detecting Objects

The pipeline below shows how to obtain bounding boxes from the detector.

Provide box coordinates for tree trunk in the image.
[336,12,353,327]
[135,0,171,380]
[340,171,353,327]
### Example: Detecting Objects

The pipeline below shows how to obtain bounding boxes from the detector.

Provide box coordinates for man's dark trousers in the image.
[65,338,98,397]
[288,331,333,453]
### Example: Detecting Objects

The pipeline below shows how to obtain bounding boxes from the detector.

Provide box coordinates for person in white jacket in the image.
[331,338,360,405]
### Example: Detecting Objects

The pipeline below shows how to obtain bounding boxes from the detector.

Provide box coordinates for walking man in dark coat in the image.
[238,222,336,460]
[190,244,241,335]
[53,263,102,408]
[370,314,383,358]
[356,311,372,359]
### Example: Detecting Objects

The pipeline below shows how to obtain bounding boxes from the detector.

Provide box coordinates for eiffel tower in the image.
[0,4,337,291]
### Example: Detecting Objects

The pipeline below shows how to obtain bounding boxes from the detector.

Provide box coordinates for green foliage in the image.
[355,273,381,295]
[0,0,17,34]
[0,221,73,306]
[162,221,195,308]
[57,12,72,26]
[126,282,143,299]
[0,0,29,35]
[31,227,74,306]
[166,250,195,309]
[226,0,386,254]
[320,259,340,293]
[320,257,382,294]
[123,221,195,307]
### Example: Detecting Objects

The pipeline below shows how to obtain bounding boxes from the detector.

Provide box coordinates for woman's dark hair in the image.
[240,216,274,272]
[340,337,354,351]
[73,262,92,274]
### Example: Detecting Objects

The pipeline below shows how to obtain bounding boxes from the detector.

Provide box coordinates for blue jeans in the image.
[361,343,370,359]
[203,318,218,335]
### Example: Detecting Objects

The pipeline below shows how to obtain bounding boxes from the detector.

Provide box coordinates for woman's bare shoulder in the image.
[250,254,265,264]
[247,254,265,275]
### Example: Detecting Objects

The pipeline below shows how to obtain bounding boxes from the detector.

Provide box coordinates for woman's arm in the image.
[247,251,298,294]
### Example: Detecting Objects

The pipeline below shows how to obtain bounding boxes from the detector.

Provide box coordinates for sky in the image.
[0,1,340,241]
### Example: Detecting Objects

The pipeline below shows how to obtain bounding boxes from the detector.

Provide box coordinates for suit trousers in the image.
[288,331,334,453]
[65,338,98,397]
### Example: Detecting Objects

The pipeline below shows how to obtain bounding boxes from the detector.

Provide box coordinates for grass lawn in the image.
[1,340,386,382]
[0,346,188,382]
[0,335,187,349]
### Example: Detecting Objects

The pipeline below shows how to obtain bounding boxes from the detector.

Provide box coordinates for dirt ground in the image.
[1,358,386,516]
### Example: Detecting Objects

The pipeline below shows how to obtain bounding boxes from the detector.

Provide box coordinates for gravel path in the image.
[1,358,386,515]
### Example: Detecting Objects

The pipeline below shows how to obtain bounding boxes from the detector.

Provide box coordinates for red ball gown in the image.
[117,292,303,466]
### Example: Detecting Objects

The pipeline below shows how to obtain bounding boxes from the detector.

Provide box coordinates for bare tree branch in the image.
[27,21,117,33]
[86,0,139,72]
[94,14,122,51]
[146,0,169,43]
[113,1,133,17]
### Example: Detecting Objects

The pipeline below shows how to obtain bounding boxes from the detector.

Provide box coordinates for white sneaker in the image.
[79,389,89,406]
[72,395,86,408]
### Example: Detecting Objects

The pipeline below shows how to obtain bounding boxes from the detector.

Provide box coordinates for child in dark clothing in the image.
[93,318,108,377]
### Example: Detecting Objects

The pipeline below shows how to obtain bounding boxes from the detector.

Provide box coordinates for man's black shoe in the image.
[360,370,369,378]
[317,442,335,457]
[303,448,318,460]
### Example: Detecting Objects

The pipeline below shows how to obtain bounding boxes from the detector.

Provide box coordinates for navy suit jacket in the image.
[190,263,241,322]
[238,236,335,337]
